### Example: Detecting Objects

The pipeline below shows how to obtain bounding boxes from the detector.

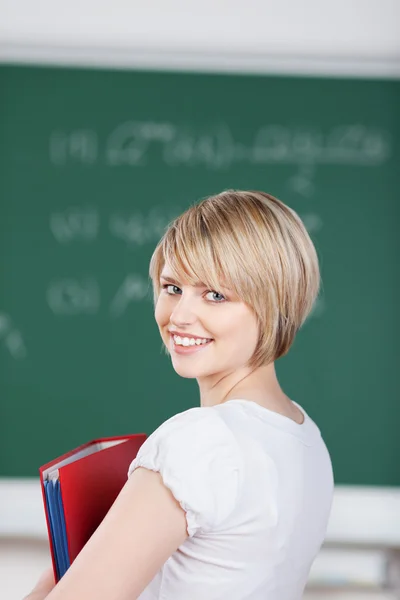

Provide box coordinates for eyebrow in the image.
[160,274,206,288]
[160,274,232,292]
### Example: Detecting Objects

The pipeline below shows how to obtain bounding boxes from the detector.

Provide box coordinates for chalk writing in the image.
[310,296,325,319]
[0,312,27,359]
[107,122,175,166]
[46,276,150,317]
[46,278,100,315]
[288,164,316,197]
[49,206,321,245]
[49,123,391,170]
[109,275,150,317]
[50,131,98,166]
[300,213,323,234]
[49,206,180,246]
[109,207,180,246]
[50,207,99,243]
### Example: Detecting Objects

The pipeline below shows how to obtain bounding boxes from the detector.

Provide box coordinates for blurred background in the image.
[0,1,399,598]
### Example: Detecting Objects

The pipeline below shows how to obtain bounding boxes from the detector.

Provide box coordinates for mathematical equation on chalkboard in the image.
[46,274,149,318]
[49,122,392,198]
[7,116,377,360]
[45,206,325,317]
[49,205,323,246]
[1,206,324,360]
[49,206,181,245]
[45,205,178,321]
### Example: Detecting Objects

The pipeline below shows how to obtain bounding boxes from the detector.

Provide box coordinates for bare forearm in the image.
[24,567,55,600]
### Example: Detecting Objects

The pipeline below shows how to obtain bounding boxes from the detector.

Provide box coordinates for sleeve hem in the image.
[128,456,201,537]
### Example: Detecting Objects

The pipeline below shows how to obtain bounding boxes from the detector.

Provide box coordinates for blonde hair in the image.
[149,190,320,368]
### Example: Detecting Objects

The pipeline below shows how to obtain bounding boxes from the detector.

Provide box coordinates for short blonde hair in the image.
[149,190,320,368]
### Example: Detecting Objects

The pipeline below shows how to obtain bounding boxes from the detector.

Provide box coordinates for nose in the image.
[169,293,197,328]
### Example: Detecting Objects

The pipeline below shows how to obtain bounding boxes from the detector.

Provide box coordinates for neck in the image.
[197,362,285,408]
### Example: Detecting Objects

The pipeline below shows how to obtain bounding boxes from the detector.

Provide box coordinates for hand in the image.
[23,566,55,600]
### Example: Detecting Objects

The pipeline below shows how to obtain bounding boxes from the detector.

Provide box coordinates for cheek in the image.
[225,309,259,347]
[154,296,170,329]
[244,318,259,343]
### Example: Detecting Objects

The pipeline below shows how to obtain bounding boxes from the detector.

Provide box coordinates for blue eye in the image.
[162,284,181,295]
[206,291,226,303]
[161,284,226,303]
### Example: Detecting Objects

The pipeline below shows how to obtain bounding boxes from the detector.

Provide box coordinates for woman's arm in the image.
[24,567,55,600]
[25,466,188,600]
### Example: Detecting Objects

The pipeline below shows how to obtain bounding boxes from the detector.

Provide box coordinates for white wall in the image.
[1,538,397,600]
[0,0,399,76]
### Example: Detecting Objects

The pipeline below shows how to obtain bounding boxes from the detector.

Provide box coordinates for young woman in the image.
[25,190,334,600]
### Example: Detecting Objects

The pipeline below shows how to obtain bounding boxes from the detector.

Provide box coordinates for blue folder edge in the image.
[55,480,70,573]
[44,479,70,580]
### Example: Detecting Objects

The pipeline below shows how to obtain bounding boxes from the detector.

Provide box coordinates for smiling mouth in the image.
[170,333,213,346]
[169,333,214,351]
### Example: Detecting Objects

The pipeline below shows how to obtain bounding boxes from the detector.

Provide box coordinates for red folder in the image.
[39,434,147,582]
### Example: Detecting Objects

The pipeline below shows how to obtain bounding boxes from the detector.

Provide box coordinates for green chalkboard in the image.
[0,64,399,484]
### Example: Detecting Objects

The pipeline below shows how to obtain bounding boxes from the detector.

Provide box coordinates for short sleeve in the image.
[127,407,243,537]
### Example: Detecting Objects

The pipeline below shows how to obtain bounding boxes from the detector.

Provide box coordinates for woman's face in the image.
[155,264,260,380]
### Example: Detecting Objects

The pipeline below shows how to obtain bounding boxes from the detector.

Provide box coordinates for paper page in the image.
[42,438,128,480]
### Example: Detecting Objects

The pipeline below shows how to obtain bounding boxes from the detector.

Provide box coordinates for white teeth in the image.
[173,334,211,347]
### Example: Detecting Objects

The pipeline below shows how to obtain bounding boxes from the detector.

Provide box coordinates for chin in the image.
[171,366,198,379]
[170,359,208,379]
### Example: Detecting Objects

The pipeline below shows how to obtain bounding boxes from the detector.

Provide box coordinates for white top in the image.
[128,399,334,600]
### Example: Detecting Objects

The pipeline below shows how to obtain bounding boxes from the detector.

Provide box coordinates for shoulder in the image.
[131,406,242,459]
[129,406,243,477]
[128,407,244,536]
